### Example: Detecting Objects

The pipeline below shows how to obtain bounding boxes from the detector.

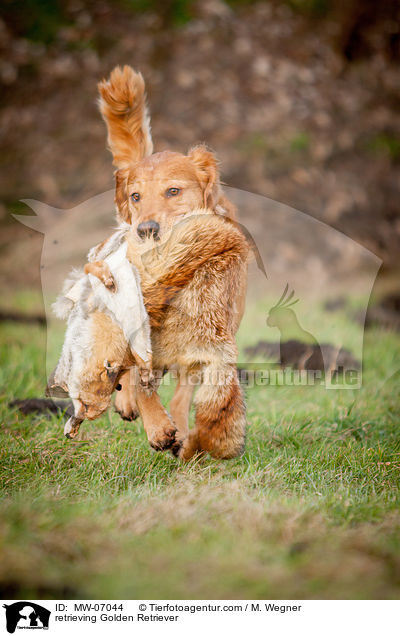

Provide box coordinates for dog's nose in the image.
[137,220,160,240]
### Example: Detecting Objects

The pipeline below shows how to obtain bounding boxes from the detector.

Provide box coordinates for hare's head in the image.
[267,284,299,328]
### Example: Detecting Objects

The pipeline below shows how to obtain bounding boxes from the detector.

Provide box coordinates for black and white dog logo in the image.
[3,602,50,634]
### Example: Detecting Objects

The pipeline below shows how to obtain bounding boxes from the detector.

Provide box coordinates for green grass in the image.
[0,293,400,599]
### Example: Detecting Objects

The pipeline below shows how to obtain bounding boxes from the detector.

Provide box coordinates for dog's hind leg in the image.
[179,362,246,461]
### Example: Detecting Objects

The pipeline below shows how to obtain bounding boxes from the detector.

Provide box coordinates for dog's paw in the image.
[175,431,204,461]
[170,434,185,458]
[148,421,177,452]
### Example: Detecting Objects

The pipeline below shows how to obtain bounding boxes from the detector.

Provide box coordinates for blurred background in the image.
[0,0,399,293]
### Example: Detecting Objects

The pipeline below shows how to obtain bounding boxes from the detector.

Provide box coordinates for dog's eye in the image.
[131,192,141,202]
[165,187,181,197]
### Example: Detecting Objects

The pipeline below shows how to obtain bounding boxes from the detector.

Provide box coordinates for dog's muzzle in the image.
[137,220,160,240]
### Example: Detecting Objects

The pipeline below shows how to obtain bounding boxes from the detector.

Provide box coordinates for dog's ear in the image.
[114,168,130,223]
[188,145,220,208]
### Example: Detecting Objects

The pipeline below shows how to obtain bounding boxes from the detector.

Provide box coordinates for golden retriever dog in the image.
[95,65,249,460]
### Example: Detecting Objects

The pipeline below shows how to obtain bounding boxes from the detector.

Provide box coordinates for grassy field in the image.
[0,291,399,600]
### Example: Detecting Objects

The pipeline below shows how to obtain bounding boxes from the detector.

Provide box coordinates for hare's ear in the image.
[188,145,220,209]
[114,168,131,223]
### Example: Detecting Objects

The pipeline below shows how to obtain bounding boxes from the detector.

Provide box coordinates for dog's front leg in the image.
[131,367,177,452]
[136,388,177,452]
[115,368,178,451]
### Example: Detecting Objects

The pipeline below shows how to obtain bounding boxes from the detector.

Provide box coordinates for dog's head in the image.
[115,146,220,239]
[98,65,233,241]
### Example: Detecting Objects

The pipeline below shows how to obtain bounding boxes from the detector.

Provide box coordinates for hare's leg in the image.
[84,261,116,291]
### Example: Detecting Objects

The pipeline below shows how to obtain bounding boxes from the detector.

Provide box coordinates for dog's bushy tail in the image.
[98,65,153,168]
